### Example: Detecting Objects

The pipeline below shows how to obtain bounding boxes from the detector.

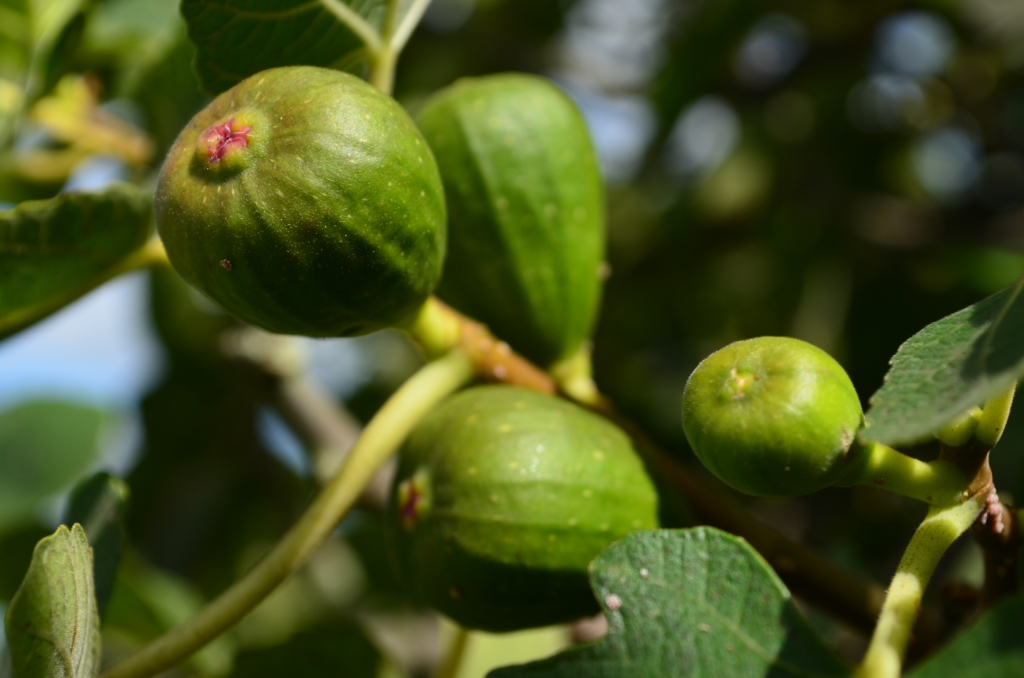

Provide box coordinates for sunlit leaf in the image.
[862,278,1024,446]
[4,524,100,678]
[0,182,152,340]
[489,528,848,678]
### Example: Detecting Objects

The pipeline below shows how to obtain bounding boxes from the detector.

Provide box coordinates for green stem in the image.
[550,343,600,406]
[432,626,471,678]
[369,47,398,94]
[935,407,982,448]
[407,296,462,358]
[976,384,1016,448]
[855,498,983,678]
[98,350,473,678]
[836,442,967,506]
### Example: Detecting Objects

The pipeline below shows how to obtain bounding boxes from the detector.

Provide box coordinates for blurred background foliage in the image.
[2,0,1024,675]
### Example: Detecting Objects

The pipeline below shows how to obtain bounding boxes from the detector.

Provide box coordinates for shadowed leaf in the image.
[180,0,426,94]
[63,473,130,619]
[908,592,1024,677]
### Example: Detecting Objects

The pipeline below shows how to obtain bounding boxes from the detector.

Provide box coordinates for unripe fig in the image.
[417,74,605,367]
[386,385,658,632]
[681,337,863,498]
[155,66,446,337]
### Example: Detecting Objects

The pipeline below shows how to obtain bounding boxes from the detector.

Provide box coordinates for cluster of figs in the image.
[156,66,863,631]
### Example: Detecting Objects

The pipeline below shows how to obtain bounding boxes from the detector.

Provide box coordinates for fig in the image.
[417,74,605,367]
[155,66,446,337]
[386,385,658,632]
[681,336,863,498]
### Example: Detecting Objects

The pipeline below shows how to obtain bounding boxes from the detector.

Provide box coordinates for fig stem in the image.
[975,383,1016,448]
[854,498,984,678]
[935,406,982,448]
[836,441,969,505]
[550,343,601,406]
[432,626,471,678]
[407,296,557,393]
[364,0,433,93]
[98,350,473,678]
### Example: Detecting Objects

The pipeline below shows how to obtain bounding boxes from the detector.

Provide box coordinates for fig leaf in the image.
[863,278,1024,447]
[489,528,849,678]
[181,0,429,94]
[0,183,153,341]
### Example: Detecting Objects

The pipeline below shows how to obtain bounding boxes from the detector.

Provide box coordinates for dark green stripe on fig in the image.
[386,385,658,632]
[417,74,605,367]
[682,337,864,498]
[156,66,446,337]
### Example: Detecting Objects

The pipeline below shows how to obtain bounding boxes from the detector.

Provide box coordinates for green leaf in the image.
[907,592,1024,677]
[862,278,1024,446]
[0,401,108,533]
[0,182,153,340]
[4,524,101,678]
[63,473,129,620]
[489,528,849,678]
[180,0,389,95]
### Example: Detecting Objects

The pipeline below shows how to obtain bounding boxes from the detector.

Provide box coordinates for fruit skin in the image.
[386,385,658,632]
[155,66,446,337]
[417,74,605,367]
[681,336,863,498]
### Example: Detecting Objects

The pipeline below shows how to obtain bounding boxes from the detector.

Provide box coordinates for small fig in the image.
[417,74,605,367]
[681,337,863,498]
[155,66,446,337]
[386,385,658,632]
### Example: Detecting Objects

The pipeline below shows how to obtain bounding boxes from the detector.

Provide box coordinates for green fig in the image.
[155,66,446,337]
[386,385,658,632]
[682,337,863,498]
[417,74,605,367]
